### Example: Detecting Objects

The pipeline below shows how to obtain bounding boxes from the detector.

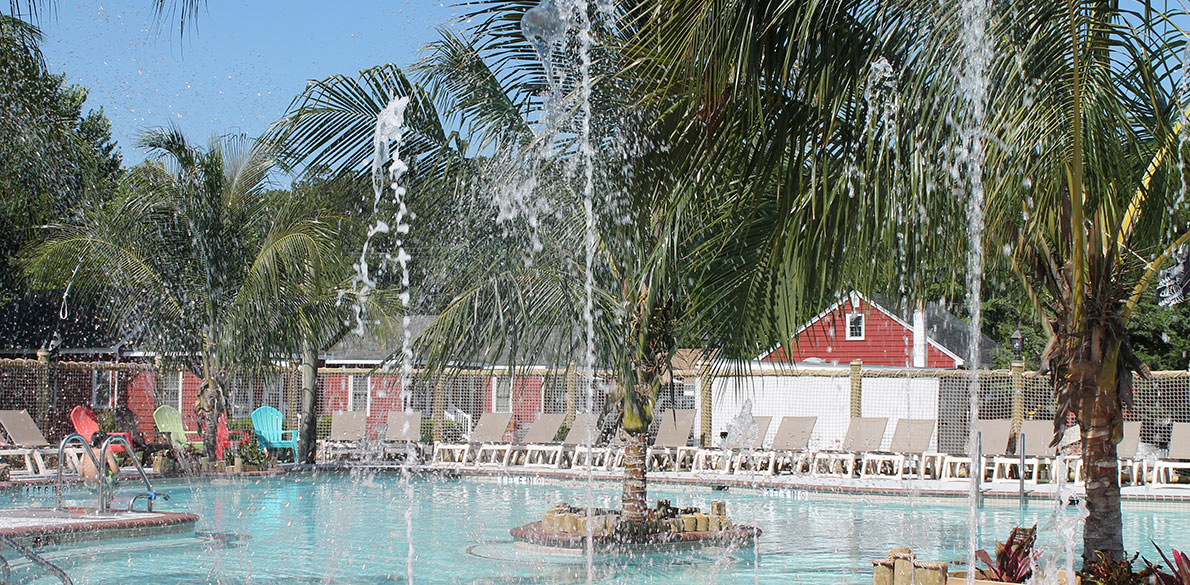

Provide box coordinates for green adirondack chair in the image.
[251,406,298,462]
[153,405,204,451]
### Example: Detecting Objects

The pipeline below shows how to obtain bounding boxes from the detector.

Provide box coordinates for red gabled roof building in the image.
[758,292,971,368]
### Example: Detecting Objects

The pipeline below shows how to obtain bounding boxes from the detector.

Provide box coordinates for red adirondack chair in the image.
[69,405,132,454]
[216,412,248,460]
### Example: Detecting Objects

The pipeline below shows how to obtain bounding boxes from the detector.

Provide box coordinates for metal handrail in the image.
[0,533,72,584]
[54,434,104,511]
[99,436,156,511]
[0,550,10,584]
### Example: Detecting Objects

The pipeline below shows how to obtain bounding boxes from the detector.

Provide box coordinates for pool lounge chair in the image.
[382,410,423,462]
[860,418,937,479]
[1152,422,1190,485]
[940,419,1013,481]
[432,412,512,465]
[505,414,566,466]
[0,409,67,475]
[992,420,1058,483]
[811,417,888,477]
[319,411,367,461]
[1116,421,1144,485]
[645,409,697,471]
[691,416,772,473]
[749,416,818,475]
[251,406,299,463]
[153,405,204,452]
[539,414,601,469]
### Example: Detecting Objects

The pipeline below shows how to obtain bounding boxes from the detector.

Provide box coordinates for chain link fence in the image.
[2,357,1189,463]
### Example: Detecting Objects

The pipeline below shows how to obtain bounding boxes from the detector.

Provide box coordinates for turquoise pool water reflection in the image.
[2,471,1185,584]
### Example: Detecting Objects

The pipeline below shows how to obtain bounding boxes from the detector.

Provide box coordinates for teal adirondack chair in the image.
[154,405,204,451]
[251,406,298,462]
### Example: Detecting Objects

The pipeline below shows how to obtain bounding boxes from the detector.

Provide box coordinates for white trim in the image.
[845,312,866,340]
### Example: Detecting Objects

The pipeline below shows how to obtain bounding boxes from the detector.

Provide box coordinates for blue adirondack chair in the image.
[250,406,298,462]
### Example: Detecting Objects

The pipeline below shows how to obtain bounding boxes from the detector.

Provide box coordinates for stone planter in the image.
[948,569,1078,585]
[233,457,243,473]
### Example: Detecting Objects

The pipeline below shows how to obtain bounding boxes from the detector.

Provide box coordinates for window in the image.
[494,377,512,413]
[349,375,369,413]
[92,370,113,409]
[846,312,865,340]
[229,376,254,418]
[159,371,180,411]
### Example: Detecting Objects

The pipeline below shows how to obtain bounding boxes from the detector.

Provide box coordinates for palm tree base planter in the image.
[509,501,761,553]
[946,570,1078,585]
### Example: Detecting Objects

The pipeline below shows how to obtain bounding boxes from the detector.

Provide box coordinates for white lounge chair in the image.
[645,409,696,471]
[1152,422,1190,485]
[318,411,367,461]
[860,418,937,479]
[754,416,818,475]
[432,412,512,465]
[0,409,70,475]
[527,413,598,469]
[506,414,566,466]
[382,410,423,462]
[940,419,1012,481]
[992,420,1058,483]
[692,416,772,473]
[812,417,888,477]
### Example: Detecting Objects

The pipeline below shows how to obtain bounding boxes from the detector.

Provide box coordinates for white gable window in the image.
[846,312,865,340]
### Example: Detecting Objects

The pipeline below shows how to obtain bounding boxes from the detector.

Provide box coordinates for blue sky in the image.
[38,1,461,168]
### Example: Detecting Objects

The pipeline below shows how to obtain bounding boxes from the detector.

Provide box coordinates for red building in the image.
[758,292,979,368]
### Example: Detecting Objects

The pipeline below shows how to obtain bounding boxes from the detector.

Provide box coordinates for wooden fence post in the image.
[850,359,863,418]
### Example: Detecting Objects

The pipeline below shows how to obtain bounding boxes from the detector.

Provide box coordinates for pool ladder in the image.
[54,434,161,513]
[0,531,73,584]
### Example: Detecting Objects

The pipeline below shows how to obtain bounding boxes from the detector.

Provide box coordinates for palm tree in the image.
[627,0,1188,563]
[271,2,732,533]
[22,128,351,458]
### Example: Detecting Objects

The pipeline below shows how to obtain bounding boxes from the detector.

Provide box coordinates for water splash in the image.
[367,94,417,584]
[956,0,991,579]
[521,0,572,91]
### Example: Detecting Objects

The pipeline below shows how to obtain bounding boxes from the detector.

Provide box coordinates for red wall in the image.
[761,298,961,368]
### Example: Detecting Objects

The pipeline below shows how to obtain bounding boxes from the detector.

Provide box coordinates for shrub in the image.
[975,525,1039,583]
[420,419,464,443]
[237,438,267,466]
[316,415,332,440]
[1082,552,1150,585]
[227,417,253,432]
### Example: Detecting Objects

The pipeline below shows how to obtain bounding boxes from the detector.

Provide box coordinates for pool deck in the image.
[0,507,198,546]
[402,463,1190,503]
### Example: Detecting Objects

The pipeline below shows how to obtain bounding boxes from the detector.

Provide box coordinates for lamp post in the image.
[1010,328,1024,361]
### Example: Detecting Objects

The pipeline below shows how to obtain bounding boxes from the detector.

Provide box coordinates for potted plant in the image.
[951,526,1045,585]
[237,438,267,472]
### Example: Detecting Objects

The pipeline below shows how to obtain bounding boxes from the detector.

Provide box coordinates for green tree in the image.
[0,15,121,304]
[22,128,351,458]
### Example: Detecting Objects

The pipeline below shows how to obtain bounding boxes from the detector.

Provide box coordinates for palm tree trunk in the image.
[620,431,649,528]
[1079,339,1124,564]
[297,341,318,464]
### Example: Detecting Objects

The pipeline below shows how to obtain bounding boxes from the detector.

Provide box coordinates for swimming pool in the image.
[4,472,1186,584]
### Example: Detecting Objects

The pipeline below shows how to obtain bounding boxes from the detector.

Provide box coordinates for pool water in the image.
[3,471,1186,584]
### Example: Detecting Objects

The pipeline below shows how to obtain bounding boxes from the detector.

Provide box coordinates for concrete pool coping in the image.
[0,507,198,546]
[3,462,1189,504]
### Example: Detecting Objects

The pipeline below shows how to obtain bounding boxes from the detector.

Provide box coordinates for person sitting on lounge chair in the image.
[78,431,120,504]
[113,406,170,465]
